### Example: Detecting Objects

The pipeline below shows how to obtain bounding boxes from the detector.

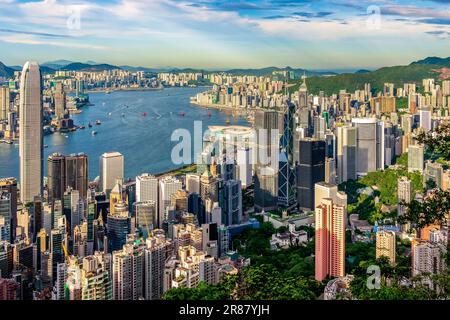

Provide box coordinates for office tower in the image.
[254,109,280,167]
[336,126,356,183]
[63,187,79,235]
[376,230,396,265]
[278,100,296,207]
[16,208,31,240]
[412,240,446,286]
[186,174,201,194]
[53,262,67,300]
[93,215,106,252]
[315,198,346,281]
[53,82,66,119]
[0,192,11,242]
[254,166,278,212]
[65,153,88,198]
[106,201,130,252]
[144,233,171,300]
[112,241,145,300]
[0,178,17,241]
[352,118,384,176]
[85,196,95,254]
[419,108,432,132]
[99,152,124,195]
[401,114,413,135]
[372,96,396,113]
[297,139,325,212]
[221,180,242,226]
[236,147,252,188]
[200,169,218,202]
[202,222,219,259]
[0,86,10,121]
[47,153,65,203]
[50,226,66,283]
[325,157,336,184]
[423,161,443,189]
[136,173,158,203]
[158,176,182,227]
[109,179,128,215]
[134,201,157,236]
[19,61,43,204]
[298,75,308,108]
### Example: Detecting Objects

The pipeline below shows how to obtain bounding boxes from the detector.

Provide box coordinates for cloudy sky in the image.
[0,0,449,70]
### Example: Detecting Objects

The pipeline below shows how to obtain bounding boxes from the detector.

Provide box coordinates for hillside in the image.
[61,62,120,72]
[224,66,336,77]
[289,59,449,95]
[0,61,15,78]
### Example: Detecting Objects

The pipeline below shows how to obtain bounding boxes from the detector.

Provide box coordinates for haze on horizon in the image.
[1,0,450,70]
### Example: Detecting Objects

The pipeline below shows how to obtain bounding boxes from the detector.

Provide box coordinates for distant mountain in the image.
[289,56,450,95]
[0,61,15,78]
[42,59,75,69]
[223,66,336,77]
[61,62,120,72]
[354,69,371,74]
[411,56,450,66]
[120,65,158,72]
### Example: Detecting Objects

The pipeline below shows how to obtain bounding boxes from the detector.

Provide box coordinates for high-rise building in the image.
[314,182,338,211]
[412,240,446,287]
[376,230,396,265]
[158,176,182,227]
[221,180,242,226]
[0,86,10,121]
[0,178,17,240]
[408,144,424,173]
[47,153,66,203]
[185,174,201,194]
[419,108,432,132]
[134,201,157,236]
[0,192,11,242]
[397,176,412,217]
[351,118,384,176]
[315,198,346,281]
[144,232,171,300]
[112,240,145,300]
[19,61,43,204]
[136,173,158,203]
[99,152,124,195]
[254,166,278,212]
[53,82,66,119]
[423,160,443,189]
[336,126,356,183]
[106,201,130,252]
[296,138,325,211]
[236,147,252,188]
[65,153,88,198]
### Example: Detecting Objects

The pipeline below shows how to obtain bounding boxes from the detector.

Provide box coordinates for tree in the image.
[399,189,450,228]
[415,122,450,160]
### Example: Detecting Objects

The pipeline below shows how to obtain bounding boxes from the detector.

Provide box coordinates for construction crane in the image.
[62,243,78,266]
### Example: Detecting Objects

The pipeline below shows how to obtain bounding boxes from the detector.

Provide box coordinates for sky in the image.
[0,0,449,70]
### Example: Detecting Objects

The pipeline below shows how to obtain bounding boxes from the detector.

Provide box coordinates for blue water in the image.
[0,87,249,180]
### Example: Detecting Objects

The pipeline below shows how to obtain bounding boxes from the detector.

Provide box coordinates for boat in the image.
[79,125,85,130]
[179,112,185,117]
[44,145,48,148]
[108,112,112,117]
[105,90,111,94]
[208,112,212,117]
[121,113,125,117]
[88,122,93,128]
[95,120,101,125]
[91,131,97,136]
[142,112,147,117]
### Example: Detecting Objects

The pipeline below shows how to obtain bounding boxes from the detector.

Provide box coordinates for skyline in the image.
[0,0,449,70]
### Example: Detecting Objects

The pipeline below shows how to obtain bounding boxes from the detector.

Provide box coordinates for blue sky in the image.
[0,0,449,69]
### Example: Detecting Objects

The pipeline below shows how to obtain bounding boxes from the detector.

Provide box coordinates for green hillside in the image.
[289,63,444,95]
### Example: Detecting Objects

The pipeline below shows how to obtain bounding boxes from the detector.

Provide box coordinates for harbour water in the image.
[0,87,249,180]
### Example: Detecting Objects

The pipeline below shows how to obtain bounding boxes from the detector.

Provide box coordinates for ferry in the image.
[79,125,86,130]
[142,112,147,117]
[179,112,185,117]
[108,112,112,117]
[91,131,97,136]
[95,120,101,125]
[44,145,49,148]
[88,122,93,128]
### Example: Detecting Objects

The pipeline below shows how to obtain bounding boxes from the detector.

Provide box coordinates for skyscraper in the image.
[0,86,10,121]
[158,176,182,228]
[376,230,396,265]
[221,180,242,226]
[19,61,43,204]
[107,201,130,252]
[0,178,17,241]
[144,233,171,300]
[53,82,66,119]
[65,153,89,198]
[296,138,325,211]
[47,153,66,203]
[336,126,356,183]
[408,144,424,173]
[351,118,384,176]
[397,176,412,217]
[136,173,158,203]
[99,152,124,195]
[315,198,346,281]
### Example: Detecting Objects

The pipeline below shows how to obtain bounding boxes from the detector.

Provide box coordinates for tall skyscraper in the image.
[397,176,412,217]
[53,82,66,119]
[158,176,182,228]
[65,153,89,198]
[144,233,171,300]
[315,198,346,281]
[99,152,124,195]
[296,138,325,211]
[107,201,130,252]
[0,178,17,241]
[336,126,356,183]
[221,180,242,226]
[351,118,384,176]
[136,173,158,203]
[254,166,278,212]
[0,86,10,121]
[134,201,157,236]
[236,147,252,188]
[412,240,446,288]
[185,174,201,194]
[419,108,432,132]
[376,230,396,265]
[19,61,43,204]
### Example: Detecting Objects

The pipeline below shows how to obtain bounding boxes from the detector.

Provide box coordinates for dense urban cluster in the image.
[0,61,448,301]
